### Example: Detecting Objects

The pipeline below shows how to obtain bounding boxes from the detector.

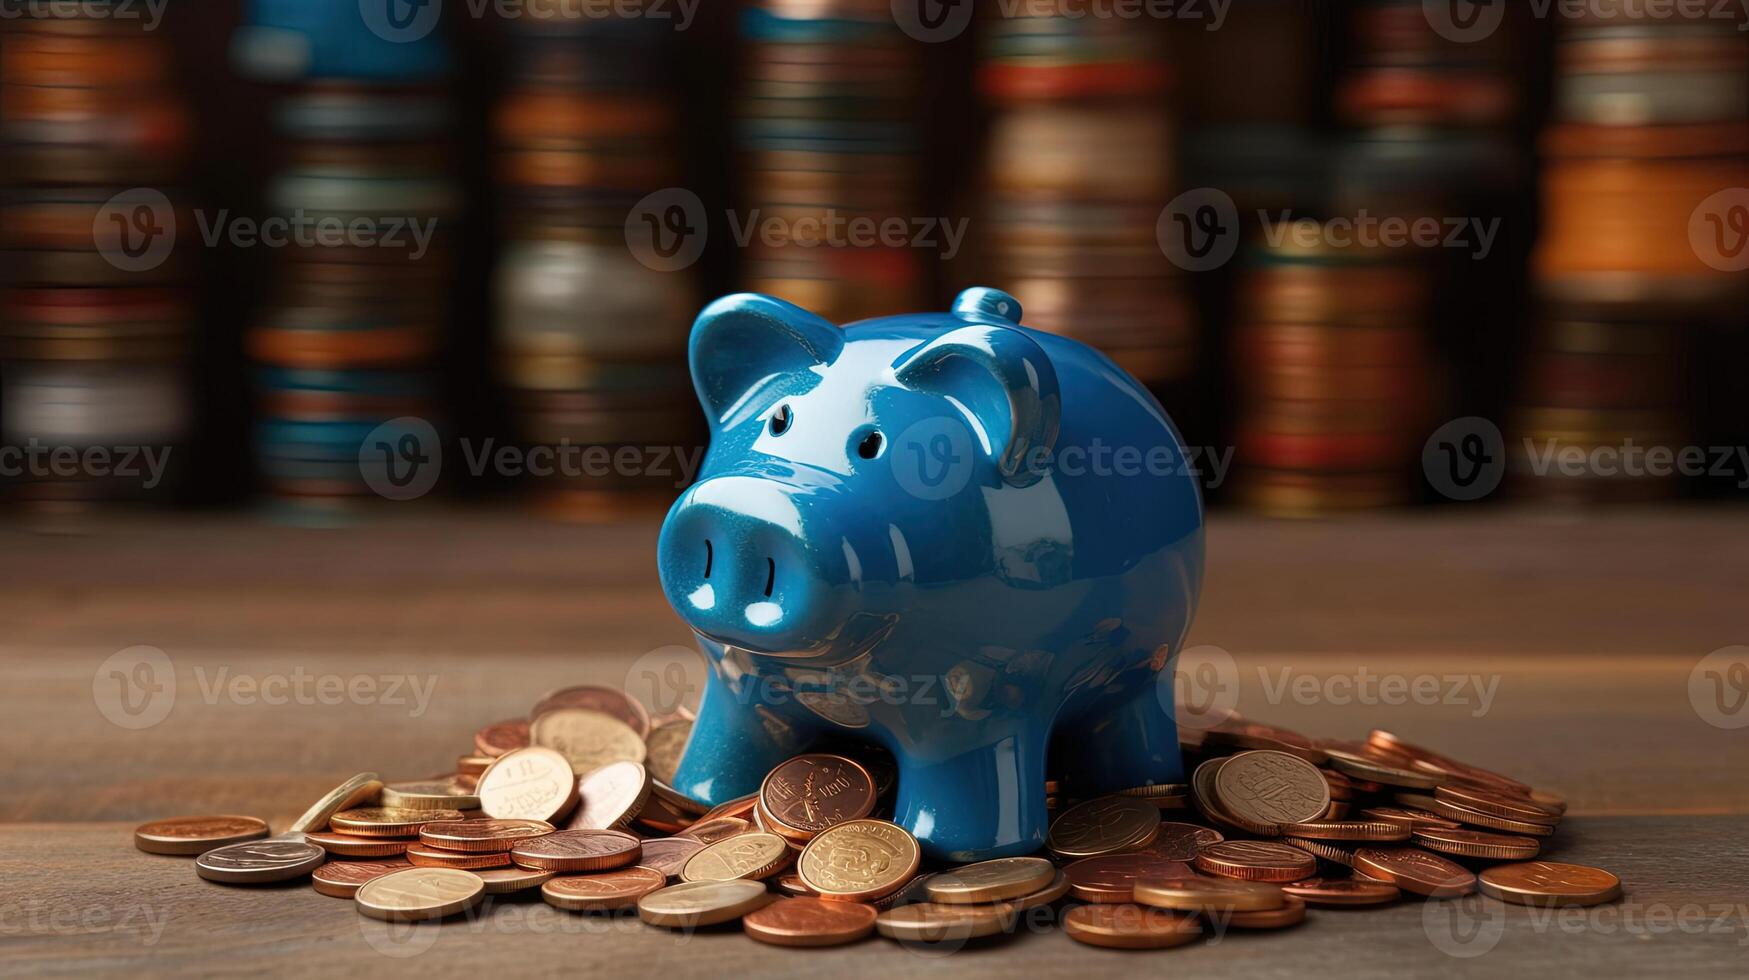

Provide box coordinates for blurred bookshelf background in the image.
[1,0,1745,522]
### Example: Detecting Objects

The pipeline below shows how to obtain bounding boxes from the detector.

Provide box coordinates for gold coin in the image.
[530,708,647,774]
[287,772,383,834]
[354,867,484,922]
[1134,876,1286,912]
[473,866,556,894]
[330,807,462,837]
[925,857,1056,904]
[1213,750,1331,832]
[797,819,921,902]
[680,831,791,882]
[638,879,775,928]
[476,747,578,822]
[1047,796,1162,858]
[644,720,691,786]
[873,903,1008,943]
[567,761,651,830]
[381,778,482,811]
[1063,904,1202,949]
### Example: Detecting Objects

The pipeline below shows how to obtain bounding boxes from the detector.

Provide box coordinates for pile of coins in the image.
[233,4,456,517]
[1232,222,1430,516]
[140,680,1622,950]
[737,0,924,323]
[493,13,697,518]
[1517,12,1748,502]
[978,8,1194,387]
[0,9,190,507]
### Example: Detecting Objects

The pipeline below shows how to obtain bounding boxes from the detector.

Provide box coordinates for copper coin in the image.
[418,818,555,853]
[633,793,693,835]
[1214,750,1332,832]
[1063,904,1202,949]
[542,866,667,911]
[1193,841,1317,882]
[1225,894,1308,929]
[305,832,412,858]
[1282,837,1357,867]
[511,829,641,872]
[650,780,709,817]
[1352,847,1477,898]
[1134,876,1285,912]
[568,760,652,831]
[1362,806,1462,832]
[1435,784,1561,823]
[1421,797,1557,837]
[330,807,460,837]
[406,846,512,870]
[194,837,326,884]
[473,866,556,894]
[638,837,707,879]
[309,859,412,898]
[381,778,481,811]
[287,773,384,834]
[678,816,751,844]
[1063,854,1194,904]
[1047,796,1162,858]
[1190,758,1252,835]
[1282,877,1400,907]
[743,897,878,947]
[1322,748,1442,789]
[134,815,269,856]
[776,873,817,897]
[1478,862,1622,907]
[531,685,651,737]
[474,718,531,757]
[758,754,877,841]
[1412,827,1541,861]
[1141,822,1225,861]
[477,747,579,823]
[1000,870,1071,911]
[457,754,494,776]
[699,793,759,823]
[1279,819,1410,842]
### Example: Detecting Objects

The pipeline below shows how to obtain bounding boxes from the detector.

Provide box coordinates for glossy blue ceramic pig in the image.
[658,288,1204,861]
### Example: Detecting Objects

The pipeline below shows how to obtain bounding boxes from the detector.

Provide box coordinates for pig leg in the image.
[670,665,812,807]
[1057,675,1183,797]
[892,721,1051,862]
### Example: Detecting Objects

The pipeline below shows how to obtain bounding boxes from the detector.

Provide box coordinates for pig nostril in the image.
[763,557,776,598]
[703,539,713,579]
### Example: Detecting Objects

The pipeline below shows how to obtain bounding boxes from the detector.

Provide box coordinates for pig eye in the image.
[856,430,884,460]
[769,404,793,436]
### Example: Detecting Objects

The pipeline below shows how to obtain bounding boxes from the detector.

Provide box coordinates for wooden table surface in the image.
[4,508,1748,978]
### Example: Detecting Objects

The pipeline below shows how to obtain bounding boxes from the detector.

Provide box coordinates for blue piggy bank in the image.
[659,288,1204,861]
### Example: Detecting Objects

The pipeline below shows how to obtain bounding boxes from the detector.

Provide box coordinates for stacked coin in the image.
[1232,222,1430,516]
[978,8,1193,386]
[147,679,1622,947]
[234,4,457,517]
[494,14,697,520]
[737,0,924,323]
[1519,13,1747,501]
[0,10,190,507]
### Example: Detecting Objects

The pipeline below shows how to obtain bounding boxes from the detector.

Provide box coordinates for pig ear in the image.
[892,324,1061,487]
[690,293,844,426]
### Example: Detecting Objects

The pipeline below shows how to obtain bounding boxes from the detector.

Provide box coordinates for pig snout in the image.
[658,475,852,657]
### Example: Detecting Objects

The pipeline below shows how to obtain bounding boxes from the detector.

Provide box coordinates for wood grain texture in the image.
[2,510,1746,976]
